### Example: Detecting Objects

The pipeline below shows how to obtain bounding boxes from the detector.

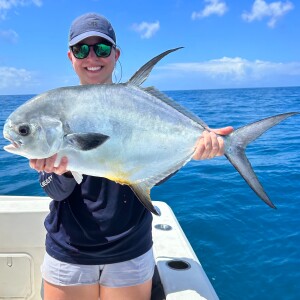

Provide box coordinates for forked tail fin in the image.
[224,112,299,208]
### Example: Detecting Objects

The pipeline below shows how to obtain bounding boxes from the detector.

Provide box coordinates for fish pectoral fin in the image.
[71,171,83,184]
[130,183,160,216]
[65,133,109,151]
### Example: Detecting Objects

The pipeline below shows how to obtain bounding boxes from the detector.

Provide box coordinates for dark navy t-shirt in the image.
[40,173,153,265]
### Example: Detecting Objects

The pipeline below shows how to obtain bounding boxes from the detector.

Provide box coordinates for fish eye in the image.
[18,124,31,136]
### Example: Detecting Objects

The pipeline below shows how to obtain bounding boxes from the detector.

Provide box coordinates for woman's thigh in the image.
[44,280,99,300]
[100,279,152,300]
[43,279,152,300]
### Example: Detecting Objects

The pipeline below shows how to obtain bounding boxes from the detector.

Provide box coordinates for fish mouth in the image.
[3,140,22,154]
[3,133,21,149]
[7,141,20,149]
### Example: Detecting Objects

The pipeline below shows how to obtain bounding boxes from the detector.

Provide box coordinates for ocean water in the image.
[0,87,299,300]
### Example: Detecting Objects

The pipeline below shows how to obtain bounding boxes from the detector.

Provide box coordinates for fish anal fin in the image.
[65,133,109,151]
[130,183,160,216]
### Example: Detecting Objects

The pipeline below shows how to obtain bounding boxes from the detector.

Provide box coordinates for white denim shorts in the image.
[41,248,155,288]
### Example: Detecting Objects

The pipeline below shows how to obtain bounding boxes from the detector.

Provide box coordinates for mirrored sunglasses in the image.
[70,43,114,59]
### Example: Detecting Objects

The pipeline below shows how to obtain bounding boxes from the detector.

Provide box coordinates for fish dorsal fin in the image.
[144,86,209,129]
[128,47,183,86]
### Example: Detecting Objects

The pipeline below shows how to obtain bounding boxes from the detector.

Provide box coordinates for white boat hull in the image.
[0,196,218,299]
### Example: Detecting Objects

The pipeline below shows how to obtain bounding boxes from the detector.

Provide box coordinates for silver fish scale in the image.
[53,84,203,184]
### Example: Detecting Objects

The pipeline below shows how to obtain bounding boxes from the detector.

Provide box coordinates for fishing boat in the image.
[0,195,218,299]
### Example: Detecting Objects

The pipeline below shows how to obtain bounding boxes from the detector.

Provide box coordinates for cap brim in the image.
[69,31,115,46]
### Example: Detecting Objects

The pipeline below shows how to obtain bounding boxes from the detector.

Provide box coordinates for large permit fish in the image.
[3,48,298,215]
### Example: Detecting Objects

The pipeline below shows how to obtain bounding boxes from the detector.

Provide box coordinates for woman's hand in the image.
[193,126,234,160]
[29,154,69,175]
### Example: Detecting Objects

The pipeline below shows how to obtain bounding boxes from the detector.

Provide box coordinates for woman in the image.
[30,13,233,300]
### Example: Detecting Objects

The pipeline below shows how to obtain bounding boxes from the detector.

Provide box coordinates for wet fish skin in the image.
[3,48,299,215]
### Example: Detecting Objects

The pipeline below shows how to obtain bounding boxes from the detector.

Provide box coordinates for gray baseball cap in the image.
[69,13,116,46]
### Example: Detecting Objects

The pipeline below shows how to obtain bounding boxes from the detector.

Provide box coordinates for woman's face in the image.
[68,36,120,85]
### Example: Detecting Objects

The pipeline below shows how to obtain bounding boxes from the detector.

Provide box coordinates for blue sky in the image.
[0,0,299,95]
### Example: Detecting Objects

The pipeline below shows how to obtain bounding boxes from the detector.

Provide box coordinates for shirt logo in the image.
[40,174,53,188]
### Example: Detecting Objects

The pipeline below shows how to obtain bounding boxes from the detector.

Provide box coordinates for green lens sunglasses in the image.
[70,43,114,59]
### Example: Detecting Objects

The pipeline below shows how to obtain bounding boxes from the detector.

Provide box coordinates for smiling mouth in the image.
[86,66,102,71]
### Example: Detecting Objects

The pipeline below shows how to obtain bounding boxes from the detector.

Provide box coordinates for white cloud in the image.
[0,0,42,19]
[242,0,294,28]
[0,29,18,43]
[192,0,228,20]
[0,67,32,90]
[132,21,160,39]
[157,57,300,88]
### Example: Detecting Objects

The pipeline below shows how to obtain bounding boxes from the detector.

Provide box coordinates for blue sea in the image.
[0,87,299,300]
